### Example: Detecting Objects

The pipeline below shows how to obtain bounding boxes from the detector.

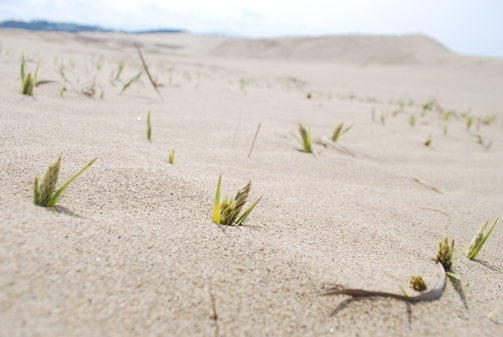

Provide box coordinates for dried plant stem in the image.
[248,123,261,158]
[134,43,163,100]
[323,263,445,302]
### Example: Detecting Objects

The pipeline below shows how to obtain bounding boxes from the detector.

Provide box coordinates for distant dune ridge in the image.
[206,34,452,64]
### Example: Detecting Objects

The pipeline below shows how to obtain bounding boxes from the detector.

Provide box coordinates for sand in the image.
[0,29,502,336]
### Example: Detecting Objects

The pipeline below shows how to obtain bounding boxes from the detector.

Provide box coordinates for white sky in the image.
[1,0,503,57]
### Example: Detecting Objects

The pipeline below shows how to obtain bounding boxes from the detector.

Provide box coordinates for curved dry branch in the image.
[134,43,163,100]
[323,263,445,302]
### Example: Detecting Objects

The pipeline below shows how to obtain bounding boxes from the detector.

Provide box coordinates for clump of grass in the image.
[330,123,352,143]
[147,111,152,141]
[462,218,498,260]
[21,55,39,96]
[34,154,96,207]
[292,124,313,153]
[408,115,415,126]
[424,133,432,146]
[422,98,436,115]
[168,149,175,164]
[120,70,143,95]
[212,175,262,226]
[410,275,427,291]
[436,237,455,271]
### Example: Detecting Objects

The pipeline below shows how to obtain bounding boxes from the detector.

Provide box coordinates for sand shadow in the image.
[48,205,85,219]
[472,259,502,274]
[448,277,468,308]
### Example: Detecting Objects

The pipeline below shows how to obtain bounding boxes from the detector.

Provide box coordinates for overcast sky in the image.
[1,0,502,57]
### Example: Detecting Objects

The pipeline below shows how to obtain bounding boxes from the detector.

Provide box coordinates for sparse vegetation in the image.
[21,55,39,95]
[147,111,152,141]
[115,60,125,80]
[422,98,436,115]
[34,154,96,207]
[409,115,415,126]
[168,149,175,164]
[212,175,262,226]
[293,124,313,153]
[424,133,432,146]
[330,123,352,143]
[120,70,143,95]
[410,275,427,291]
[462,219,498,260]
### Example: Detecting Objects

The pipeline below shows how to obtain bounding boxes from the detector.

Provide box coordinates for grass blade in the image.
[120,70,143,95]
[168,148,175,164]
[467,218,498,259]
[212,174,222,224]
[235,196,262,226]
[46,158,97,207]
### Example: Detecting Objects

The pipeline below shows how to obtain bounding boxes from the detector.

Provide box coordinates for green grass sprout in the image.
[147,111,152,141]
[168,148,175,164]
[462,218,498,260]
[410,275,427,291]
[422,97,436,115]
[115,60,125,80]
[424,133,432,146]
[409,115,415,126]
[330,123,352,143]
[34,154,96,207]
[212,175,262,226]
[60,86,66,97]
[21,55,39,95]
[292,124,313,153]
[436,237,455,271]
[120,70,143,95]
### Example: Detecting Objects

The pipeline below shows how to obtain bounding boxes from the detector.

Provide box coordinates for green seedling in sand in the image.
[120,70,143,95]
[380,114,386,125]
[462,218,498,260]
[34,154,96,207]
[60,86,66,97]
[436,237,456,271]
[330,123,352,143]
[409,115,415,126]
[466,115,474,130]
[57,62,65,80]
[443,111,452,122]
[422,98,436,115]
[293,124,313,153]
[115,60,125,80]
[147,111,152,141]
[212,175,262,226]
[424,133,432,146]
[410,275,427,291]
[21,55,39,96]
[168,149,175,164]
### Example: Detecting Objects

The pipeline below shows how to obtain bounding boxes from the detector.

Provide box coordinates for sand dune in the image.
[0,29,502,336]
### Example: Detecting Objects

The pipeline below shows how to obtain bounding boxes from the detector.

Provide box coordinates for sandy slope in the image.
[0,29,502,336]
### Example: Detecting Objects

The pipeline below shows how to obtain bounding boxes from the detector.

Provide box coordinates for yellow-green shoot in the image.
[212,174,262,226]
[120,70,143,95]
[422,98,436,114]
[147,111,152,141]
[168,149,175,164]
[466,115,474,130]
[34,155,96,207]
[409,115,415,126]
[293,124,312,153]
[331,123,352,143]
[115,60,125,81]
[424,133,432,146]
[21,55,39,96]
[462,218,498,260]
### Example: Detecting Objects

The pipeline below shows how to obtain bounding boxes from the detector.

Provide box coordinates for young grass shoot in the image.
[462,218,498,260]
[147,111,152,141]
[21,55,39,96]
[330,123,352,143]
[120,70,143,95]
[212,175,262,226]
[293,124,313,153]
[34,154,96,207]
[168,149,175,164]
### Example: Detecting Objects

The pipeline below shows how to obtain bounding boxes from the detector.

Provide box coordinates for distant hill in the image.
[0,20,185,34]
